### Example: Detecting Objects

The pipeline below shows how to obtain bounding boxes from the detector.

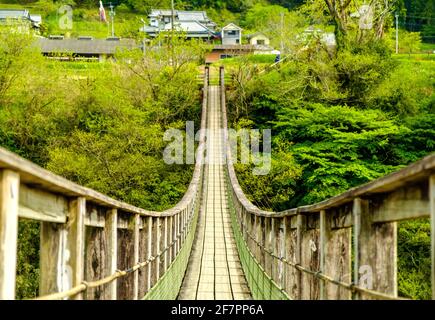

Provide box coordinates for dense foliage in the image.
[0,30,205,298]
[1,0,433,300]
[225,2,434,299]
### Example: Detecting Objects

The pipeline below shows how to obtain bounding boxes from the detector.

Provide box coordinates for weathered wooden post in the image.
[296,214,305,300]
[168,216,173,265]
[132,214,140,299]
[146,216,153,292]
[277,218,285,290]
[253,215,260,263]
[162,217,168,273]
[284,215,298,299]
[67,197,86,300]
[138,214,148,298]
[353,197,397,299]
[429,175,435,300]
[319,210,328,300]
[154,217,161,283]
[105,209,117,299]
[0,170,20,300]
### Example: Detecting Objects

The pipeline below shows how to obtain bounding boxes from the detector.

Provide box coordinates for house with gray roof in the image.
[0,9,41,31]
[37,37,137,62]
[140,9,217,40]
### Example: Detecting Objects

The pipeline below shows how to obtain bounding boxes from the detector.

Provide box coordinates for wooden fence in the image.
[0,68,209,300]
[220,66,435,300]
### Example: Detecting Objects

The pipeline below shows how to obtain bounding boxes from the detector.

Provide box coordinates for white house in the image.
[221,23,242,45]
[246,32,270,46]
[141,9,217,39]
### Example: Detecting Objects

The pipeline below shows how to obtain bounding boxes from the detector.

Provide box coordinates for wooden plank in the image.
[159,217,165,275]
[242,209,248,241]
[116,226,134,300]
[132,214,140,300]
[321,209,351,300]
[353,198,362,300]
[39,222,68,296]
[264,218,272,279]
[18,184,67,223]
[163,217,168,272]
[354,198,397,299]
[278,218,285,290]
[146,216,152,292]
[372,183,430,223]
[254,215,260,264]
[0,170,19,299]
[84,226,106,300]
[300,218,320,300]
[138,216,148,298]
[285,222,298,299]
[271,218,279,284]
[295,214,305,300]
[66,197,86,300]
[117,213,130,230]
[319,210,327,300]
[84,204,106,228]
[430,175,435,300]
[151,217,160,287]
[330,204,353,229]
[168,216,173,265]
[104,208,117,300]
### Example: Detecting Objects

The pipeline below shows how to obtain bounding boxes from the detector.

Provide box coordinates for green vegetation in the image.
[225,0,434,299]
[0,0,433,300]
[0,29,206,298]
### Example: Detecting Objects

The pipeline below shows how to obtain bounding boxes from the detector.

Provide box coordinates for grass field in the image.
[421,42,435,53]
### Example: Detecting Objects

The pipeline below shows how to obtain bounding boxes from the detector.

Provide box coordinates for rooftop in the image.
[0,9,30,20]
[37,38,137,55]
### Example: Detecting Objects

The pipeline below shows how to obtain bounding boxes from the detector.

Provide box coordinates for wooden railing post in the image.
[146,216,152,292]
[353,197,397,299]
[270,218,277,283]
[430,174,435,300]
[0,170,20,300]
[242,208,248,242]
[163,217,168,273]
[155,217,161,281]
[254,215,260,264]
[296,214,305,300]
[67,197,86,300]
[168,216,173,265]
[264,218,272,278]
[319,210,328,300]
[278,218,285,290]
[105,208,117,299]
[132,214,140,299]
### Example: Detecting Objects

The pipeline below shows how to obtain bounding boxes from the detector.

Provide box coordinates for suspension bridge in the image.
[0,67,435,300]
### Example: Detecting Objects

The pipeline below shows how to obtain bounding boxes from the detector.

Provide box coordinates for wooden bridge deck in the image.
[178,86,251,300]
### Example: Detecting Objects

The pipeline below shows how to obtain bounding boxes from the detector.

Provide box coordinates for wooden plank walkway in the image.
[178,86,251,300]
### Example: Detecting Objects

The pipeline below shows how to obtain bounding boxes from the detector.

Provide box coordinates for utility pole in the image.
[109,2,115,37]
[141,18,146,56]
[280,12,284,54]
[395,13,399,54]
[170,0,175,65]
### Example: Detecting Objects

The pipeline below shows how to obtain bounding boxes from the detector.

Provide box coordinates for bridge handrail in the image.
[0,67,209,300]
[220,66,435,300]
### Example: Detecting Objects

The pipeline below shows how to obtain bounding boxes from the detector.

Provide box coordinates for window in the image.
[257,39,265,45]
[220,54,233,59]
[236,39,240,44]
[227,30,237,36]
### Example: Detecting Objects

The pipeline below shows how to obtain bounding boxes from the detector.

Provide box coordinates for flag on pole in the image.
[99,1,107,22]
